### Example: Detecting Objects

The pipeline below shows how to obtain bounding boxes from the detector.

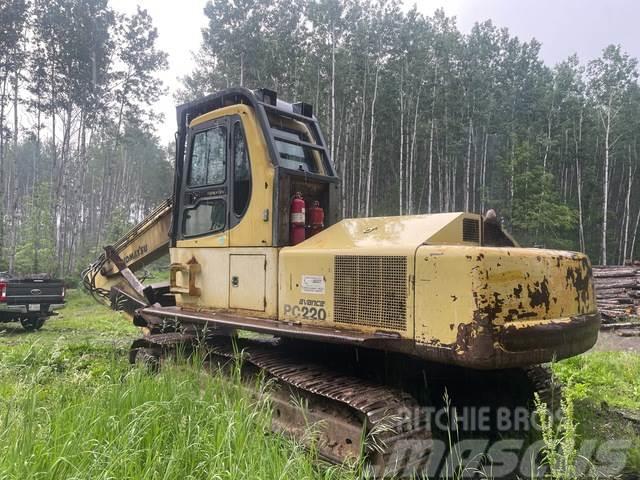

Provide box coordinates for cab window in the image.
[188,126,227,186]
[272,126,319,174]
[233,121,251,215]
[183,199,226,237]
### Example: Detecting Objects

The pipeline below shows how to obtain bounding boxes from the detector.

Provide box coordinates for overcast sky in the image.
[110,0,640,142]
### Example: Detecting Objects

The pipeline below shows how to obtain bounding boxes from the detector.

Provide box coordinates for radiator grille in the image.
[334,256,407,331]
[462,218,480,243]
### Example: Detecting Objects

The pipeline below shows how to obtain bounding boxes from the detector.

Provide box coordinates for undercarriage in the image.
[129,328,557,478]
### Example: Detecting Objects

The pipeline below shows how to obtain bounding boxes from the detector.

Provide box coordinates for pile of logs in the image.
[593,264,640,322]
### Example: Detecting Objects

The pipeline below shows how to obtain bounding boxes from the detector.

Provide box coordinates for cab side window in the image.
[183,199,226,237]
[233,121,251,216]
[189,126,227,186]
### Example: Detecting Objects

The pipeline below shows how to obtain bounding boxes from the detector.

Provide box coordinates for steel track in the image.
[130,332,556,478]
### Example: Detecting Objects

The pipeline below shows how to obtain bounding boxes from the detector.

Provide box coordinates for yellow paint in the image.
[266,112,327,175]
[99,201,172,278]
[414,246,475,345]
[288,212,476,254]
[170,247,278,318]
[277,212,475,335]
[476,247,596,323]
[278,251,335,323]
[278,248,415,336]
[90,90,597,367]
[414,245,597,348]
[229,254,266,311]
[426,213,485,245]
[171,105,279,313]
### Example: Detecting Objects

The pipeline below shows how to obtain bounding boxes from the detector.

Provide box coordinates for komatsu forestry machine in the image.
[83,87,600,477]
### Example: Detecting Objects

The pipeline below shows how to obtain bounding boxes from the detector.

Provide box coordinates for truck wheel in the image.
[20,317,46,331]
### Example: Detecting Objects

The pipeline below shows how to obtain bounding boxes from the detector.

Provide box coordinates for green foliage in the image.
[552,352,640,410]
[1,0,640,276]
[587,45,639,111]
[0,0,170,277]
[104,206,133,245]
[178,0,640,260]
[510,141,578,248]
[552,353,640,475]
[534,393,583,480]
[13,183,56,275]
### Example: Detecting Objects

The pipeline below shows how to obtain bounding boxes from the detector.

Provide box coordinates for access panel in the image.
[229,254,266,311]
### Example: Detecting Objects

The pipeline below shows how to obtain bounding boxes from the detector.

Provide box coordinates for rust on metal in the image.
[527,278,551,312]
[206,337,433,477]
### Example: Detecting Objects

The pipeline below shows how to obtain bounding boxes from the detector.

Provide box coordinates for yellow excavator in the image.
[83,87,600,477]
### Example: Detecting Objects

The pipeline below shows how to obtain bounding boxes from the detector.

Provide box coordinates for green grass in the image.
[553,352,640,411]
[553,351,640,475]
[0,291,355,480]
[1,291,639,478]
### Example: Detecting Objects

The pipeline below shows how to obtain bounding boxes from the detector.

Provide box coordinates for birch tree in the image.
[587,45,638,264]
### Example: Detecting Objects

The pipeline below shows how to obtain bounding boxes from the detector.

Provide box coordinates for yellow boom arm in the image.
[82,199,173,309]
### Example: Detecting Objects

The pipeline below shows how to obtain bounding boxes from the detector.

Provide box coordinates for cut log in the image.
[593,263,639,327]
[592,267,639,278]
[600,322,640,330]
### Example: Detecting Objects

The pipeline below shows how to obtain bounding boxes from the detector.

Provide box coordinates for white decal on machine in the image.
[301,275,325,294]
[291,212,305,224]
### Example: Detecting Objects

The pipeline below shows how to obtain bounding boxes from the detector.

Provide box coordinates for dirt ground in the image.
[595,329,640,352]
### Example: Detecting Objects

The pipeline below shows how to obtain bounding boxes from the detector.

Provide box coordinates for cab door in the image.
[172,117,231,309]
[178,117,230,246]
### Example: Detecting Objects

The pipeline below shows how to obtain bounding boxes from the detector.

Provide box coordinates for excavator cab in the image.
[173,88,339,245]
[168,88,340,318]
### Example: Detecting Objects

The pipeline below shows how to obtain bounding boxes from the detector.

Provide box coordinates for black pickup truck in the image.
[0,273,65,330]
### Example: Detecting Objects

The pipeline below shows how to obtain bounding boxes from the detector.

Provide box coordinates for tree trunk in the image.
[464,116,472,212]
[481,128,488,213]
[0,73,8,259]
[575,110,585,253]
[427,117,435,213]
[622,149,634,264]
[408,93,419,215]
[601,104,611,265]
[427,64,437,213]
[330,23,336,166]
[399,70,404,215]
[365,64,379,217]
[357,64,367,217]
[8,70,19,273]
[630,199,640,262]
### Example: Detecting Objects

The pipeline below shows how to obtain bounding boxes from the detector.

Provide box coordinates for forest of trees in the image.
[2,0,640,280]
[0,0,171,278]
[180,0,640,266]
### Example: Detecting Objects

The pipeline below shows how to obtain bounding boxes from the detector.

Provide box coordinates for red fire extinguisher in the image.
[290,192,306,245]
[308,201,324,237]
